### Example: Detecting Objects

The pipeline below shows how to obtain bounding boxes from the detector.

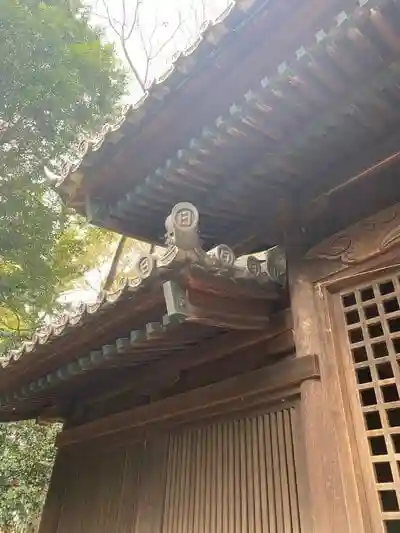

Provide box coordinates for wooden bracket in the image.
[162,280,189,322]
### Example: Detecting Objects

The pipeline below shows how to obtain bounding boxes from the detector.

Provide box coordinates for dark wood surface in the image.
[287,204,400,532]
[0,257,283,422]
[288,252,366,533]
[304,210,400,533]
[40,401,305,533]
[38,205,400,533]
[60,0,400,251]
[78,308,293,416]
[57,354,318,448]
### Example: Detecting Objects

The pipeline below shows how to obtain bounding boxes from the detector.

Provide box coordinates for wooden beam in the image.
[80,309,293,410]
[299,131,400,250]
[186,270,280,300]
[186,288,271,329]
[57,354,319,448]
[287,254,365,532]
[77,327,295,423]
[1,290,164,391]
[36,405,65,425]
[165,329,295,395]
[186,313,270,330]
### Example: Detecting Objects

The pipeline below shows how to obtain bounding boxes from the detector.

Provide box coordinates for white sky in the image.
[92,0,231,100]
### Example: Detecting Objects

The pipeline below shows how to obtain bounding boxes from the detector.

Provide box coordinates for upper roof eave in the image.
[51,0,269,204]
[48,0,400,251]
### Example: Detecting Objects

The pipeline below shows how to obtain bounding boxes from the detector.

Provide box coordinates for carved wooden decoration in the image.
[306,204,400,265]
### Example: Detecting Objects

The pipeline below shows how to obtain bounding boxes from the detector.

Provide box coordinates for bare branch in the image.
[121,0,127,31]
[97,0,145,91]
[125,0,142,40]
[120,37,146,91]
[148,11,183,61]
[102,235,127,291]
[100,0,121,35]
[93,0,208,93]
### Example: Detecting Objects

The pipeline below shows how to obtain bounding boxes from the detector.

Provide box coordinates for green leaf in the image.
[0,2,126,529]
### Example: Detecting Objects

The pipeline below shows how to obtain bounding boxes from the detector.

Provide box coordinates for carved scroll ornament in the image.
[306,204,400,265]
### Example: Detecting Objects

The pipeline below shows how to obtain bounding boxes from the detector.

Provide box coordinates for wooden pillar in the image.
[288,258,367,533]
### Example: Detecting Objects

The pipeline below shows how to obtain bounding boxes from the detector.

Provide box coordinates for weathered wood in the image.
[186,288,271,329]
[45,401,306,533]
[186,268,280,300]
[1,215,284,420]
[57,354,319,447]
[37,452,68,533]
[160,405,302,533]
[306,203,400,267]
[330,264,400,531]
[79,309,293,413]
[299,136,400,251]
[134,434,169,533]
[288,257,367,533]
[74,329,295,424]
[37,404,65,425]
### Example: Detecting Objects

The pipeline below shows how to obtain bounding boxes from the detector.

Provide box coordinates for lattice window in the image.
[341,274,400,533]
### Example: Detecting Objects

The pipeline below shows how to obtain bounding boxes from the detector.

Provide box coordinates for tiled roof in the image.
[0,203,286,421]
[48,0,400,250]
[50,0,268,201]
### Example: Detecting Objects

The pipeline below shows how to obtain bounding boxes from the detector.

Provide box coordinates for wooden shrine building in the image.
[3,0,400,531]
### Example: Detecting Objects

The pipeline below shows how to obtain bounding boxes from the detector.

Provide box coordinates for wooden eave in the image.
[50,0,389,249]
[106,0,400,250]
[0,203,286,422]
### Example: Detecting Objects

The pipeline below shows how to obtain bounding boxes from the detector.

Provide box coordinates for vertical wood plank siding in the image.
[40,407,302,533]
[43,443,143,533]
[161,407,301,533]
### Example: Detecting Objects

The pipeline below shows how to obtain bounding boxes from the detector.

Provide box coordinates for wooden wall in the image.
[289,203,400,533]
[39,403,304,533]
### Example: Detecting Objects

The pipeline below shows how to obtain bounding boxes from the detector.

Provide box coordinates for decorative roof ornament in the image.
[2,202,286,376]
[165,201,201,250]
[0,201,288,412]
[158,202,250,274]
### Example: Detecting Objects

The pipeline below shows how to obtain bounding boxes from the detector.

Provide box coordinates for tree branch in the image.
[148,11,183,61]
[120,38,145,92]
[125,0,142,40]
[102,235,127,291]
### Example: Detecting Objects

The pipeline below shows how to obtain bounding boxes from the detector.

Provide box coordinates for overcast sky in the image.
[90,0,231,101]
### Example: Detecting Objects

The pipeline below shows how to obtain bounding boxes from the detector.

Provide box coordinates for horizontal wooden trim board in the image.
[82,308,294,410]
[57,354,319,448]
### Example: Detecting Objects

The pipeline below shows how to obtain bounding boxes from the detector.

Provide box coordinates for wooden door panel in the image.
[161,408,301,533]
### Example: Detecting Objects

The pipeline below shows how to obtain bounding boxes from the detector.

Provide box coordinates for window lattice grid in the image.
[341,274,400,533]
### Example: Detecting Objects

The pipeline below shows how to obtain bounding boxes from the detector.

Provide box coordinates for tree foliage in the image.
[0,0,126,346]
[0,1,125,531]
[0,422,59,533]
